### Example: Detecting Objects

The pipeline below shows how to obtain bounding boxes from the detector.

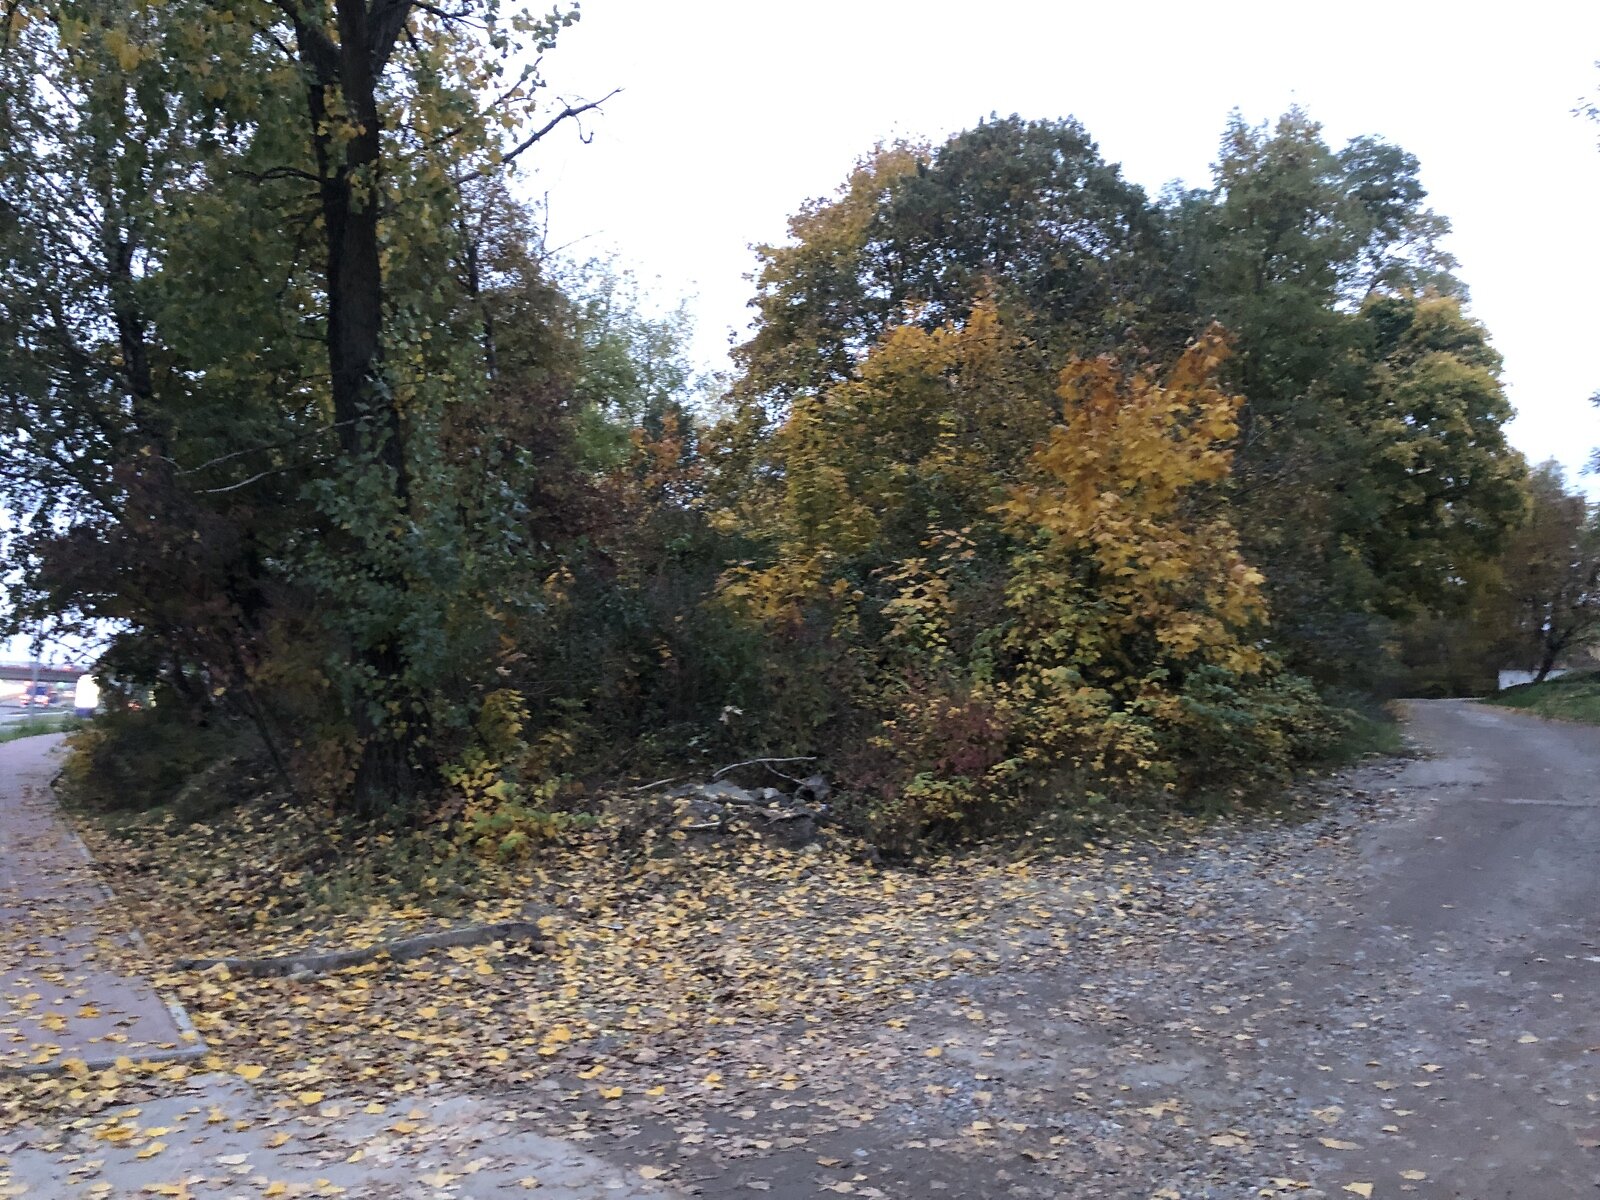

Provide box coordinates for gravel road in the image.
[576,699,1600,1199]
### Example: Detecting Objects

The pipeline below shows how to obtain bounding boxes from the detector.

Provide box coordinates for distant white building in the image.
[1497,668,1571,690]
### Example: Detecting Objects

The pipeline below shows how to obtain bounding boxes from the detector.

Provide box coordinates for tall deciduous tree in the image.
[1495,462,1600,681]
[0,0,292,729]
[725,108,1524,687]
[1,0,612,816]
[732,117,1175,426]
[256,0,612,813]
[1189,110,1517,680]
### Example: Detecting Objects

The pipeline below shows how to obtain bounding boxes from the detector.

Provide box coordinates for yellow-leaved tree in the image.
[995,330,1269,789]
[718,304,1339,846]
[719,299,1042,626]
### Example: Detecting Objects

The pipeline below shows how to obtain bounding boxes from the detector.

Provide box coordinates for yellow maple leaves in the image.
[723,299,1043,624]
[999,326,1264,679]
[716,300,1287,825]
[102,25,144,72]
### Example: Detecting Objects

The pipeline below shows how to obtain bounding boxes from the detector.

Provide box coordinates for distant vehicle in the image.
[20,683,53,707]
[74,675,99,718]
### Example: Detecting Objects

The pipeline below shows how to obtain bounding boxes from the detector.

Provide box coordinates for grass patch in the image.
[0,714,83,742]
[1324,704,1407,764]
[1484,670,1600,724]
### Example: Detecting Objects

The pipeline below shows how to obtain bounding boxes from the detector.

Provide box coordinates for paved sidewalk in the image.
[0,734,671,1198]
[0,735,203,1073]
[2,1078,677,1198]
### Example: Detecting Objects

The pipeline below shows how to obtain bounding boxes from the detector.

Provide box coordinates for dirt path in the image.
[3,701,1597,1198]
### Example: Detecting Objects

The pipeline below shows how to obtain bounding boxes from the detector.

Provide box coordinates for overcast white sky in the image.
[527,0,1600,487]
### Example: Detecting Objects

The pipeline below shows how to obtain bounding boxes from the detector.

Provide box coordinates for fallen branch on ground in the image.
[709,756,817,782]
[173,920,547,978]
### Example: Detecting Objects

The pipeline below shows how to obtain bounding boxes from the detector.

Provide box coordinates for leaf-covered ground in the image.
[44,784,1270,1120]
[5,699,1598,1198]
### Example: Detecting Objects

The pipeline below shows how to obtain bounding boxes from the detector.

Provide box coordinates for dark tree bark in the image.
[268,1,609,817]
[285,0,425,816]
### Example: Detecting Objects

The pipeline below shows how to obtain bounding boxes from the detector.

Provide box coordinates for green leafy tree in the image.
[1,0,614,816]
[1186,110,1516,680]
[1350,294,1525,616]
[0,0,297,735]
[1493,462,1600,682]
[732,117,1177,426]
[556,257,714,463]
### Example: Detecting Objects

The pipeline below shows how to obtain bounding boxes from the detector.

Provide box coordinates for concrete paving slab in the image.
[0,736,203,1073]
[1,1076,673,1198]
[0,735,677,1198]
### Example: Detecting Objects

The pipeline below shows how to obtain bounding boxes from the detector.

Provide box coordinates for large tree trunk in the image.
[295,1,426,817]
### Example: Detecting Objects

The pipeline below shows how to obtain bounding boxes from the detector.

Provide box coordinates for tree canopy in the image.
[0,12,1535,846]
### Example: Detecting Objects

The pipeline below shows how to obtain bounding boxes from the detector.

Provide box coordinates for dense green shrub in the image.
[1165,669,1353,800]
[57,707,247,814]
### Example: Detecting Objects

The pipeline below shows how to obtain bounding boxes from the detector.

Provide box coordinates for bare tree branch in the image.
[168,419,358,477]
[198,465,293,495]
[710,756,817,782]
[500,89,621,166]
[233,165,324,186]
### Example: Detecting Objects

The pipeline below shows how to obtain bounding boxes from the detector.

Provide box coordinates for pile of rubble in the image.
[606,759,833,851]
